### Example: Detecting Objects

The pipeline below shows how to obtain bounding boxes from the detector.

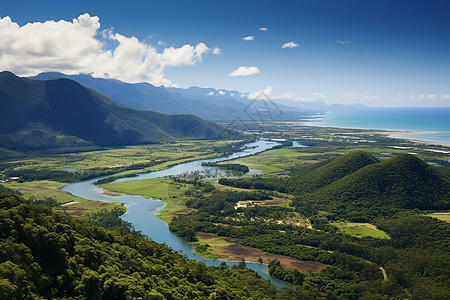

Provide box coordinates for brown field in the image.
[196,232,328,272]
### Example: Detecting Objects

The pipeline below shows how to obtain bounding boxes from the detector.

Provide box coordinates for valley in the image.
[2,121,449,298]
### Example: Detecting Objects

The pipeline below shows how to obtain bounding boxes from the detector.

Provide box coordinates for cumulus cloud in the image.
[229,66,260,77]
[207,91,214,96]
[212,47,221,55]
[258,27,269,31]
[218,90,225,95]
[281,41,299,48]
[0,14,216,86]
[248,86,272,100]
[440,94,450,99]
[425,94,437,100]
[242,35,255,41]
[337,40,351,45]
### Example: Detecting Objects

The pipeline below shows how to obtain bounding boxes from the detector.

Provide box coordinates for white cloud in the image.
[313,92,327,99]
[248,86,272,100]
[212,47,221,55]
[426,94,437,100]
[0,14,215,86]
[274,93,310,101]
[258,27,269,31]
[218,90,225,95]
[408,94,416,100]
[440,94,450,99]
[207,91,214,96]
[229,66,260,77]
[337,40,351,45]
[242,35,255,41]
[281,41,299,48]
[157,40,164,46]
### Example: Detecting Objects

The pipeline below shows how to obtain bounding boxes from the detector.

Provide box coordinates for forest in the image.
[0,190,291,299]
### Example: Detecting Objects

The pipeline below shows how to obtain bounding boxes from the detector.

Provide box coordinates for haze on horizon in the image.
[1,0,449,107]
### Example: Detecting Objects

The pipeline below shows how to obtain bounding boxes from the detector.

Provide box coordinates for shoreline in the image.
[370,130,450,148]
[313,126,450,148]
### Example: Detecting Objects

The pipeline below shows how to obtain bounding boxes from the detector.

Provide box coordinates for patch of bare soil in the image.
[196,232,329,272]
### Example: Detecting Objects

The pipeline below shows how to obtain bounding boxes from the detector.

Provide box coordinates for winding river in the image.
[62,140,293,287]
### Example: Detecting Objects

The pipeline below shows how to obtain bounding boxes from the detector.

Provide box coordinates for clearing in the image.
[331,222,390,239]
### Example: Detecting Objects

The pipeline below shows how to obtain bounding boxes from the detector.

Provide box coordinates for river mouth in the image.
[62,140,295,287]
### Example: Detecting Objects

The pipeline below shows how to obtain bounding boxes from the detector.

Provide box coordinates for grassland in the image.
[223,148,318,175]
[4,180,118,216]
[331,222,390,239]
[427,212,450,223]
[100,178,193,223]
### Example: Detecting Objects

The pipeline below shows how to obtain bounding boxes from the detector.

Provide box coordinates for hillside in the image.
[0,192,280,299]
[289,151,379,193]
[295,153,450,220]
[0,71,234,151]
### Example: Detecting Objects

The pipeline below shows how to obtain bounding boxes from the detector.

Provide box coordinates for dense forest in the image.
[0,190,291,299]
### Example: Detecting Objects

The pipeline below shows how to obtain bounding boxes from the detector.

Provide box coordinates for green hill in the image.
[289,151,379,193]
[295,153,450,220]
[0,71,234,151]
[0,192,278,299]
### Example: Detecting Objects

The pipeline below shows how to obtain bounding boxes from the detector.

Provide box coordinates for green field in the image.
[331,222,390,239]
[101,178,192,223]
[5,180,118,216]
[427,212,450,223]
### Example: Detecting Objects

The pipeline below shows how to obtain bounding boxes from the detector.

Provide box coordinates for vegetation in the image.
[169,150,450,298]
[331,222,390,239]
[1,139,246,184]
[101,178,192,223]
[202,162,249,175]
[428,212,450,223]
[0,192,286,299]
[0,71,238,152]
[2,113,450,298]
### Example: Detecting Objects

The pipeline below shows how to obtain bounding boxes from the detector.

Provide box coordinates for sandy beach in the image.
[347,130,450,148]
[374,130,450,148]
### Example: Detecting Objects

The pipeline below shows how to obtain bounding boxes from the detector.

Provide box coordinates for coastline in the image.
[371,130,450,148]
[314,127,450,148]
[306,107,450,148]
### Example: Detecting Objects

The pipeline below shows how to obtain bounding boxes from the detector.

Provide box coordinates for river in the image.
[62,140,294,287]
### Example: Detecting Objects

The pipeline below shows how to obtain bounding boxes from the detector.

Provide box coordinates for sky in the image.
[1,0,449,107]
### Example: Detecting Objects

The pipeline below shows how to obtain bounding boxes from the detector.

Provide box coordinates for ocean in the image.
[307,107,450,146]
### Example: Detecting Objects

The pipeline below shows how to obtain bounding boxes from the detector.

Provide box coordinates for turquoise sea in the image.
[307,107,450,146]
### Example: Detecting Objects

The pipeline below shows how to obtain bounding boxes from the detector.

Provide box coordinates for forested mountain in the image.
[288,151,380,194]
[298,153,450,220]
[0,191,281,299]
[0,71,234,151]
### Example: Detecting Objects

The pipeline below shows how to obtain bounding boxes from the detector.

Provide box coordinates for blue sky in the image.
[1,0,449,106]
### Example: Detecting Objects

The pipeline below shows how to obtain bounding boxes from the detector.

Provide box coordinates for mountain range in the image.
[31,72,364,122]
[0,71,235,151]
